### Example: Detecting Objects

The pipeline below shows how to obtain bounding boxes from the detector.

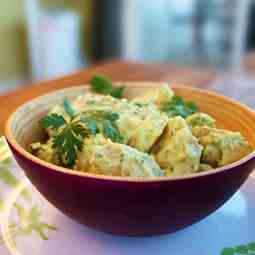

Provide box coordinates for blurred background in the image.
[0,0,254,94]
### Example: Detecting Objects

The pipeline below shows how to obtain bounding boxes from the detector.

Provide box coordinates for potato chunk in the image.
[132,83,174,107]
[152,116,202,176]
[193,127,253,167]
[75,135,164,177]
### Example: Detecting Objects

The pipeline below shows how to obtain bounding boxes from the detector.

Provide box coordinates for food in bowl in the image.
[5,79,255,236]
[30,75,253,178]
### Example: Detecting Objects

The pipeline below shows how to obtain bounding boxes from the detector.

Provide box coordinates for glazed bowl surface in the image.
[5,83,255,236]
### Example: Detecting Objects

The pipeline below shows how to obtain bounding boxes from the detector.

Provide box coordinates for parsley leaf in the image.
[90,75,113,94]
[81,110,123,143]
[221,248,235,255]
[53,121,89,167]
[63,98,76,119]
[102,120,122,143]
[110,85,126,99]
[221,242,255,255]
[186,101,198,113]
[40,101,122,167]
[248,243,255,251]
[80,117,98,134]
[161,95,198,118]
[39,114,66,130]
[90,75,126,98]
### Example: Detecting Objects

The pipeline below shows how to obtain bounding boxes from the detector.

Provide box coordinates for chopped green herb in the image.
[90,74,126,98]
[81,110,122,143]
[63,98,76,119]
[52,121,89,167]
[40,101,122,167]
[133,102,145,108]
[161,95,198,118]
[102,112,119,122]
[90,75,113,95]
[110,85,126,99]
[80,117,98,134]
[102,120,122,143]
[39,113,66,130]
[186,101,198,113]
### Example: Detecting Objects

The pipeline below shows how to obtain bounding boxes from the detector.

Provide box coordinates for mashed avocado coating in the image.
[192,126,253,167]
[152,116,203,176]
[186,113,216,128]
[114,101,168,152]
[47,92,168,153]
[31,82,253,178]
[75,135,164,177]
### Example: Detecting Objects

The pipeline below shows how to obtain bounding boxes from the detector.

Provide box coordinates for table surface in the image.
[1,60,255,134]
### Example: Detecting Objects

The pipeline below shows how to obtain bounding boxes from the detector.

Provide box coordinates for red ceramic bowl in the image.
[5,83,255,236]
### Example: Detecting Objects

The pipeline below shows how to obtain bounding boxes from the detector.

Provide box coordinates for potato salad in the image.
[30,75,253,177]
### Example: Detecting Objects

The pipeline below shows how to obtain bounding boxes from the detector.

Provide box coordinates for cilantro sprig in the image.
[161,95,198,118]
[90,75,126,98]
[39,99,122,167]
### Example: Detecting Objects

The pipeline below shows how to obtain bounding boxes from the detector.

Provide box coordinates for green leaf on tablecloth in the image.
[247,243,255,251]
[221,242,255,255]
[221,247,235,255]
[235,245,249,254]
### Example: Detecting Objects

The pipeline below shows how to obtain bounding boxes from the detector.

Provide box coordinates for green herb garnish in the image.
[161,95,198,118]
[110,85,126,99]
[80,111,122,143]
[63,97,76,119]
[52,121,89,167]
[39,113,66,130]
[40,100,122,167]
[221,242,255,255]
[90,75,126,98]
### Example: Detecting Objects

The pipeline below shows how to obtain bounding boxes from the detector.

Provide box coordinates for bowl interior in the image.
[6,83,255,162]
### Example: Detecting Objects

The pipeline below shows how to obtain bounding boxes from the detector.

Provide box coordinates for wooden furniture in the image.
[0,60,254,135]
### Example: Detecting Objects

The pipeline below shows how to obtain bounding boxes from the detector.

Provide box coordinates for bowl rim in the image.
[5,83,255,183]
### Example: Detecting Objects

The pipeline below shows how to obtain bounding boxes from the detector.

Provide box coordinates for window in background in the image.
[94,0,250,71]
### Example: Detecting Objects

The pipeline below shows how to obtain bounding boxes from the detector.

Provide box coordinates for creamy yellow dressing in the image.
[31,84,253,177]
